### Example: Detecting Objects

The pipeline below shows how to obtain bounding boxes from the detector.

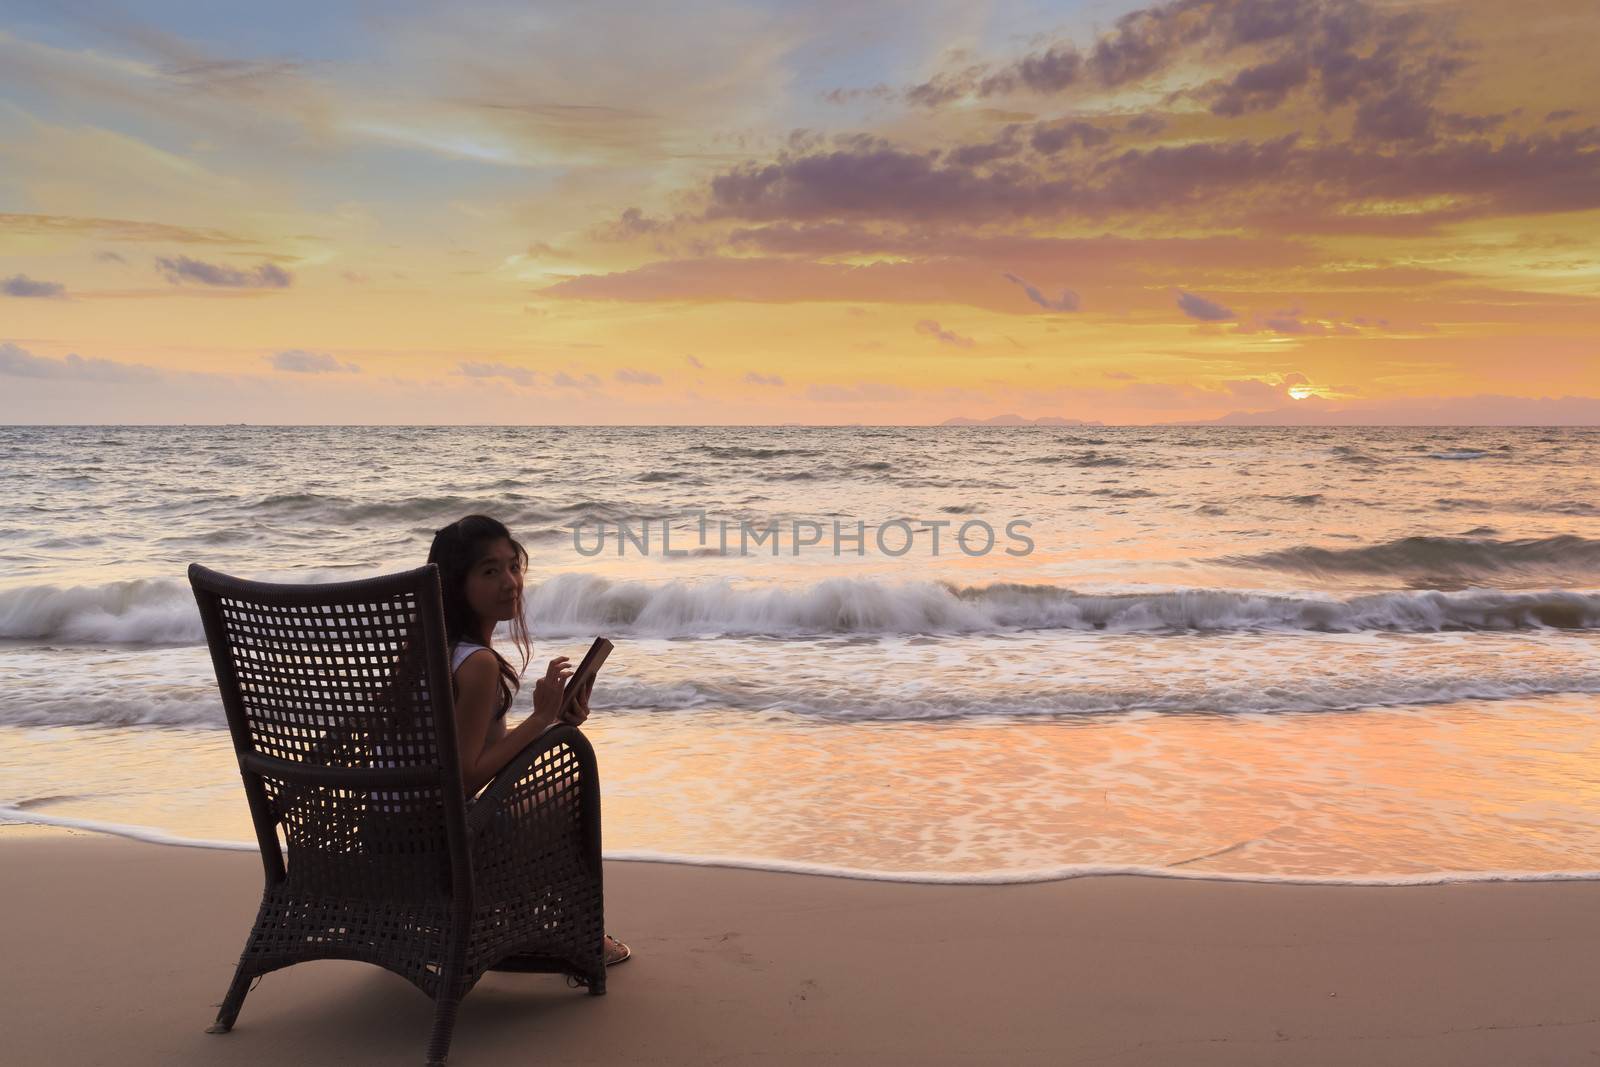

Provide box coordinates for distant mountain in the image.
[939,414,1104,426]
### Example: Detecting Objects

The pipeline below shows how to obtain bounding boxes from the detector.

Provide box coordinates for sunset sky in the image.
[1,0,1597,424]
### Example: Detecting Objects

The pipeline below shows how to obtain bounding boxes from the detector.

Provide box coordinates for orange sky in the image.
[1,0,1597,424]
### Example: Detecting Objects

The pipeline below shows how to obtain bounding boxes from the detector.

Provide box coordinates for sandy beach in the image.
[3,827,1598,1066]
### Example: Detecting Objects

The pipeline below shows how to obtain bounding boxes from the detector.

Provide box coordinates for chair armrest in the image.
[465,723,590,839]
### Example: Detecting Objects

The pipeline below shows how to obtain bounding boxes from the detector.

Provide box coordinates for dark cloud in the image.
[915,319,976,347]
[1306,127,1600,216]
[897,0,1469,144]
[707,146,1015,223]
[1208,54,1310,117]
[946,130,1025,167]
[699,118,1600,232]
[1085,4,1206,87]
[1260,315,1326,334]
[723,224,1303,269]
[156,256,291,288]
[904,67,979,109]
[977,45,1083,96]
[2,274,65,298]
[0,342,160,382]
[744,371,785,386]
[1546,109,1579,122]
[267,349,359,374]
[1221,0,1319,45]
[1028,120,1112,154]
[1439,112,1511,136]
[1002,272,1081,312]
[614,367,662,385]
[822,84,895,105]
[1353,88,1437,143]
[596,207,667,240]
[684,354,705,369]
[706,133,1311,224]
[1177,290,1236,321]
[1092,134,1302,213]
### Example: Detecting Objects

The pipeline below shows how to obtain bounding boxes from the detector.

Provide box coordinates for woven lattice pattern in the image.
[189,562,608,1066]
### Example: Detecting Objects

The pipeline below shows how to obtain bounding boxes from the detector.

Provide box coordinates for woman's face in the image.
[463,536,524,628]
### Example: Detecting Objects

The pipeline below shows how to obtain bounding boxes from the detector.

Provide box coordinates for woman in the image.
[428,513,630,967]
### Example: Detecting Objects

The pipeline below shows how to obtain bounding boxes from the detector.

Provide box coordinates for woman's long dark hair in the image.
[427,514,532,712]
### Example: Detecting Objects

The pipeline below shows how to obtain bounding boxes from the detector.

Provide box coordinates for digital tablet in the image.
[559,637,613,719]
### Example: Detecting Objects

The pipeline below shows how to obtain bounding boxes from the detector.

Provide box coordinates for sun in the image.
[1288,385,1315,400]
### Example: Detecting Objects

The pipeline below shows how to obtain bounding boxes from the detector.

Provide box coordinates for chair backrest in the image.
[188,562,474,904]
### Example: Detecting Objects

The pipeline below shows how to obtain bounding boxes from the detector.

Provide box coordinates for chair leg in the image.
[586,973,606,996]
[424,992,461,1067]
[205,966,255,1033]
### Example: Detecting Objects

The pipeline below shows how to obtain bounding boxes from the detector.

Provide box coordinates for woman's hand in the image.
[561,677,594,727]
[530,656,572,725]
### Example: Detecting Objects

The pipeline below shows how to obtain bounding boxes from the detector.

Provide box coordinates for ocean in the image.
[2,424,1597,883]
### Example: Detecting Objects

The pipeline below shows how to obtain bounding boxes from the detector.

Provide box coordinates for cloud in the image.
[701,133,1305,226]
[1027,120,1111,154]
[457,360,537,386]
[744,371,784,386]
[1176,290,1236,321]
[1208,54,1310,117]
[0,213,250,245]
[455,362,603,390]
[591,206,671,242]
[1353,87,1438,143]
[705,144,1069,224]
[1002,272,1080,312]
[2,274,65,298]
[267,349,359,374]
[899,0,1462,128]
[1239,310,1361,336]
[696,120,1600,234]
[540,234,1309,313]
[550,371,601,390]
[915,319,976,347]
[946,130,1026,167]
[684,354,705,369]
[614,367,662,385]
[156,256,292,288]
[0,341,161,382]
[806,381,913,403]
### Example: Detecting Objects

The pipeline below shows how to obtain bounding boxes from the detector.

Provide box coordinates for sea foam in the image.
[5,573,1600,645]
[4,806,1597,888]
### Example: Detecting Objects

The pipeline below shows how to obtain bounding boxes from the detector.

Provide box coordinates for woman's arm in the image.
[453,650,570,797]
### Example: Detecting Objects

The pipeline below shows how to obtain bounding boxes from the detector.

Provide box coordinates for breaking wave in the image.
[1219,534,1600,584]
[5,574,1600,646]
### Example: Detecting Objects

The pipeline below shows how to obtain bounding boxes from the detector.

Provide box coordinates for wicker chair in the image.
[188,562,607,1067]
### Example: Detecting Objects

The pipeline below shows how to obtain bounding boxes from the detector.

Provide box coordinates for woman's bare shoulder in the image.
[454,648,500,684]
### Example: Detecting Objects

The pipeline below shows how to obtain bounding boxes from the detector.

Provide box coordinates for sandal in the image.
[604,934,631,967]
